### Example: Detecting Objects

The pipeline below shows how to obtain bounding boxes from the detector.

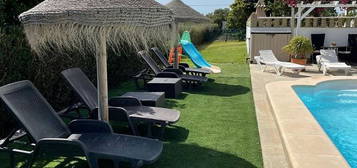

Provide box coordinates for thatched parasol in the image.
[19,0,174,121]
[165,0,211,68]
[166,0,211,23]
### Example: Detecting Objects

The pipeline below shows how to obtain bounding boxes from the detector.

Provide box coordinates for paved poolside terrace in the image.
[250,64,357,168]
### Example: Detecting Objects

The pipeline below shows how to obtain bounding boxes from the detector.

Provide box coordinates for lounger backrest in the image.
[138,50,162,75]
[0,81,70,143]
[320,49,338,63]
[61,68,98,111]
[259,50,278,62]
[151,47,170,67]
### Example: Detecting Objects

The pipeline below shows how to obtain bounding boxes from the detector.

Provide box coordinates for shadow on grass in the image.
[30,157,88,168]
[29,143,257,168]
[162,126,189,142]
[0,125,189,168]
[165,99,186,109]
[134,124,189,142]
[147,143,258,168]
[190,81,250,97]
[165,93,188,109]
[174,93,189,100]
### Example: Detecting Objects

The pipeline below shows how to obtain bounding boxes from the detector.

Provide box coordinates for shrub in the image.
[222,29,246,41]
[178,23,221,45]
[283,36,313,59]
[0,25,146,138]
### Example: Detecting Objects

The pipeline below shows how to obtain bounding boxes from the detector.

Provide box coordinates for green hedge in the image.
[222,29,246,41]
[178,23,221,45]
[0,25,146,137]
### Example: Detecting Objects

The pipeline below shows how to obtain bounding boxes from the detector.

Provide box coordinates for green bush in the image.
[179,23,221,45]
[0,26,34,136]
[283,36,313,59]
[0,25,146,137]
[222,29,246,41]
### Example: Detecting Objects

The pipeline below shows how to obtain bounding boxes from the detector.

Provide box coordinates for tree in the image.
[227,0,256,29]
[280,0,345,16]
[281,0,351,7]
[266,0,290,16]
[1,0,42,28]
[207,8,230,28]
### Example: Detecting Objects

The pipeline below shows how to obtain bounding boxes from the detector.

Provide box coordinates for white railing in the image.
[248,16,357,28]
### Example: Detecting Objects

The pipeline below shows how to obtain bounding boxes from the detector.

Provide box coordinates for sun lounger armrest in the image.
[316,55,322,64]
[156,72,180,78]
[89,107,138,135]
[34,138,88,159]
[166,66,187,72]
[179,63,190,68]
[109,96,142,107]
[0,129,27,147]
[132,69,154,79]
[316,55,322,61]
[37,138,86,149]
[68,119,113,134]
[254,56,261,63]
[178,65,187,72]
[163,68,183,75]
[167,64,190,69]
[133,69,148,77]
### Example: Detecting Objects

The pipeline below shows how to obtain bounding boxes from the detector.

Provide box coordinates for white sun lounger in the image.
[254,50,305,76]
[317,49,351,75]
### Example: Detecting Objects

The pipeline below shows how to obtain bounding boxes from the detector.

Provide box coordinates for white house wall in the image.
[246,26,251,55]
[297,28,357,46]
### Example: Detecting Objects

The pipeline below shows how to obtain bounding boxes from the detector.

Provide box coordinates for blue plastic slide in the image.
[180,40,211,68]
[180,40,221,73]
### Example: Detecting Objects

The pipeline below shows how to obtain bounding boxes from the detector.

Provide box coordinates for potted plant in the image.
[283,36,313,65]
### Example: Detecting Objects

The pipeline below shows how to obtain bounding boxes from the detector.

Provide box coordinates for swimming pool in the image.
[294,80,357,167]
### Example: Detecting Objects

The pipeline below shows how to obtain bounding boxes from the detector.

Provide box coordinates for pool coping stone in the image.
[266,76,356,168]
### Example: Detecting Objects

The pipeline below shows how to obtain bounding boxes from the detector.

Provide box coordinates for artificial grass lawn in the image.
[0,41,262,168]
[198,40,248,64]
[113,41,262,168]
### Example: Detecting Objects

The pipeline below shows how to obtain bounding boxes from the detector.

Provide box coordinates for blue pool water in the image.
[293,80,357,167]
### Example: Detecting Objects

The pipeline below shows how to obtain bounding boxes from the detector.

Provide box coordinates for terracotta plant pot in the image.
[291,58,307,65]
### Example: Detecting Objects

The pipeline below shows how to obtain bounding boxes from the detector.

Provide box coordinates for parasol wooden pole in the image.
[97,32,109,121]
[171,22,179,69]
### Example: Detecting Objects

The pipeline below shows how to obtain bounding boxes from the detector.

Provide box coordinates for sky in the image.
[156,0,234,15]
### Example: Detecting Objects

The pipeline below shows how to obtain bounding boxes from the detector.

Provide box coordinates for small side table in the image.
[121,92,165,107]
[147,78,182,98]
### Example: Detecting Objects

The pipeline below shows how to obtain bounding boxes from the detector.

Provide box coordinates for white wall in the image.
[297,28,357,46]
[246,26,251,55]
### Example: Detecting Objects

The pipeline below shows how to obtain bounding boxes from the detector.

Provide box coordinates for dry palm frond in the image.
[23,23,173,58]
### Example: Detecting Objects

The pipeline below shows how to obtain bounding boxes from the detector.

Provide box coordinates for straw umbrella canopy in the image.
[19,0,174,121]
[165,0,211,68]
[166,0,211,23]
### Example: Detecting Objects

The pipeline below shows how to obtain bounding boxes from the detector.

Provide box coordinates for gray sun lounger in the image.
[61,68,180,136]
[150,47,211,76]
[138,51,208,86]
[0,80,163,168]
